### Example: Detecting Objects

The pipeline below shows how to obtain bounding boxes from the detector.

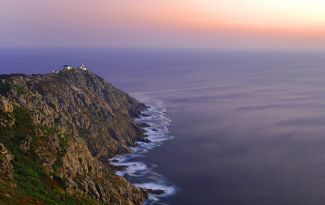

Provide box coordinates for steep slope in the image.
[0,69,147,204]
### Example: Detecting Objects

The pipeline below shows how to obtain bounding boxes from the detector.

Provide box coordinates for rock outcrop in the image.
[0,143,14,184]
[0,97,14,113]
[0,69,147,205]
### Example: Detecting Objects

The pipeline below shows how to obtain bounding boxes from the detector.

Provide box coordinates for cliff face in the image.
[0,69,147,205]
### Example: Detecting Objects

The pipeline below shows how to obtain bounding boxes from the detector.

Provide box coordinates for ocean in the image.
[1,48,325,205]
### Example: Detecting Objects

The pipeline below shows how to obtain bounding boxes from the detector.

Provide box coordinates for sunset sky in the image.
[1,0,325,49]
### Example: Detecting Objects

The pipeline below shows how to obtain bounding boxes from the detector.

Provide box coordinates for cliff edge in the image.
[0,68,147,204]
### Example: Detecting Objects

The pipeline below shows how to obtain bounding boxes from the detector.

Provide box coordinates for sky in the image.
[1,0,325,50]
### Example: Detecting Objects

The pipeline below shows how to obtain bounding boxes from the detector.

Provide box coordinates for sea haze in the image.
[1,48,325,205]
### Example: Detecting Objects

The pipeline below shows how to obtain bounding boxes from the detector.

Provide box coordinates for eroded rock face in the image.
[0,143,14,184]
[0,70,147,204]
[2,70,146,158]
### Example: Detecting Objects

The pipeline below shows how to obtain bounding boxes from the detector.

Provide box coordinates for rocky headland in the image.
[0,68,149,204]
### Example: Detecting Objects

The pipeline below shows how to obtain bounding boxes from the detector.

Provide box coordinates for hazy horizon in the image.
[1,0,325,50]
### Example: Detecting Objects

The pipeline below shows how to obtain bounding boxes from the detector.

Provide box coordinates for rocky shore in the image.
[0,68,149,204]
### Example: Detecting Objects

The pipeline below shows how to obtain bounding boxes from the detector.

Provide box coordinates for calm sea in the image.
[1,48,325,205]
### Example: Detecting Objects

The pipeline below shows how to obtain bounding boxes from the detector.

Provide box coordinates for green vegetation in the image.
[0,106,97,205]
[0,83,12,96]
[0,82,26,96]
[53,132,70,173]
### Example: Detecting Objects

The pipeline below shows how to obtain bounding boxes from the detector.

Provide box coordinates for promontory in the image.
[0,68,148,204]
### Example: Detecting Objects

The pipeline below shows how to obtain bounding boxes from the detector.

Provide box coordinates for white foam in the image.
[109,94,177,204]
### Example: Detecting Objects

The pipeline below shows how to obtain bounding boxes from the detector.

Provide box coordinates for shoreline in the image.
[110,94,177,204]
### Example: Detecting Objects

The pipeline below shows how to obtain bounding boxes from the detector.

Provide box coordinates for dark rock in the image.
[139,122,151,128]
[137,138,151,143]
[141,113,151,117]
[147,189,165,195]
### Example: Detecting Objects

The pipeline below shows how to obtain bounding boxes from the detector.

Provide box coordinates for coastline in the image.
[110,94,177,204]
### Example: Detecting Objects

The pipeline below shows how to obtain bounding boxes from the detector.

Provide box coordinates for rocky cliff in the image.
[0,68,148,205]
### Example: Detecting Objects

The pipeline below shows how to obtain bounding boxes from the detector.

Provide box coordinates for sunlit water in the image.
[1,49,325,205]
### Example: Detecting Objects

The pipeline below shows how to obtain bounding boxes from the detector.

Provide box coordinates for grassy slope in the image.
[0,106,98,205]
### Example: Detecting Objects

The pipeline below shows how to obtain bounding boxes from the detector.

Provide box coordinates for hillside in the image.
[0,68,148,204]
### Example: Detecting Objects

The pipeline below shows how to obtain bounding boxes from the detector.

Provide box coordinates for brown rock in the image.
[0,143,14,185]
[0,97,14,113]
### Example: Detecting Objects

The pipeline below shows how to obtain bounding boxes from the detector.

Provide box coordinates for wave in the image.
[110,93,177,205]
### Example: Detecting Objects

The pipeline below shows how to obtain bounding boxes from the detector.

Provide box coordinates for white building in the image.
[79,64,87,71]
